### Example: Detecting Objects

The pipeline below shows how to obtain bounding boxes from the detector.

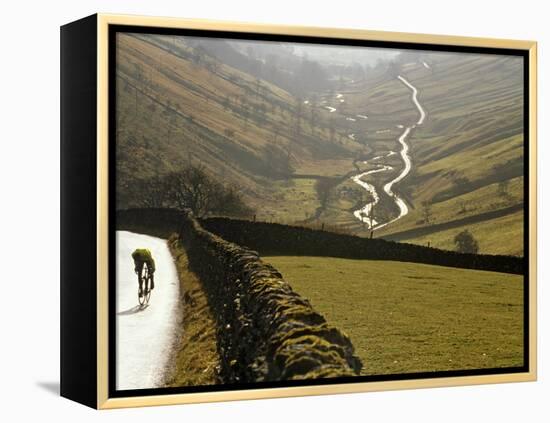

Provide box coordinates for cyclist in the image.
[132,248,156,298]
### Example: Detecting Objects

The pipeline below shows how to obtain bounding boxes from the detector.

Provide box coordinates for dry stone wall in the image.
[117,208,362,382]
[201,217,523,275]
[178,210,362,382]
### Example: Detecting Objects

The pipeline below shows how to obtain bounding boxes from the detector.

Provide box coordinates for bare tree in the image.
[315,177,337,208]
[163,165,220,217]
[162,164,253,218]
[421,200,433,224]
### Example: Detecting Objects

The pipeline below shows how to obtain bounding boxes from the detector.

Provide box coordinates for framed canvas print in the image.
[60,13,537,409]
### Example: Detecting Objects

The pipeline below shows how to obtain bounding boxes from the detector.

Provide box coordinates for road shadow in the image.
[117,304,149,316]
[36,381,59,396]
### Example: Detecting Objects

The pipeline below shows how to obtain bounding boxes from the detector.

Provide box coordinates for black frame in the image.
[60,14,98,408]
[107,24,530,399]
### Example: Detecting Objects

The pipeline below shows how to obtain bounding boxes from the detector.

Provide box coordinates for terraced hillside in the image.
[116,33,360,218]
[391,55,524,256]
[116,33,525,256]
[315,53,524,256]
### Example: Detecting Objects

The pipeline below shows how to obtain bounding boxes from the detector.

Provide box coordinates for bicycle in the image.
[138,263,153,306]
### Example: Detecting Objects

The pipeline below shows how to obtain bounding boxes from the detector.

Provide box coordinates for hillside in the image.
[311,52,524,255]
[116,33,525,256]
[115,33,360,215]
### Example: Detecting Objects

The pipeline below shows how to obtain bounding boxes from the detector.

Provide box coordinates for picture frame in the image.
[60,13,537,409]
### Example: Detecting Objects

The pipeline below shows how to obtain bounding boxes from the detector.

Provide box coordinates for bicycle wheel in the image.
[144,273,152,304]
[138,265,149,306]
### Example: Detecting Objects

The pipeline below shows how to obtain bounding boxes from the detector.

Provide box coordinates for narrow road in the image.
[351,74,426,230]
[116,231,180,390]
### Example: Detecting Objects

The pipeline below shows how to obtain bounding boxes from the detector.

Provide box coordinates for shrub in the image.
[454,229,479,254]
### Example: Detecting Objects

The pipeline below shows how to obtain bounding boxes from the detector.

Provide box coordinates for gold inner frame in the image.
[96,13,537,409]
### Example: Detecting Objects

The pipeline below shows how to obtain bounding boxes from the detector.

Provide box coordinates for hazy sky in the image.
[224,38,401,66]
[291,43,401,66]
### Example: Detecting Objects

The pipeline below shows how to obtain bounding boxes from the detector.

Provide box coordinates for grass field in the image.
[262,178,320,222]
[265,256,524,375]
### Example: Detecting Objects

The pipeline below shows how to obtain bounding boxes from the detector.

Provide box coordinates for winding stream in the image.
[352,162,394,228]
[351,75,426,230]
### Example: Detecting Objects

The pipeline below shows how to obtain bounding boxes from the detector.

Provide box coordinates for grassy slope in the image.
[410,210,524,256]
[327,54,524,255]
[266,256,524,375]
[164,236,220,387]
[117,34,525,255]
[116,33,359,217]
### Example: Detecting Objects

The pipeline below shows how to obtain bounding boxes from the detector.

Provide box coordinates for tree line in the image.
[134,164,254,219]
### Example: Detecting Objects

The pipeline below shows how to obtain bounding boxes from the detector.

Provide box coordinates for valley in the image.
[116,34,524,256]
